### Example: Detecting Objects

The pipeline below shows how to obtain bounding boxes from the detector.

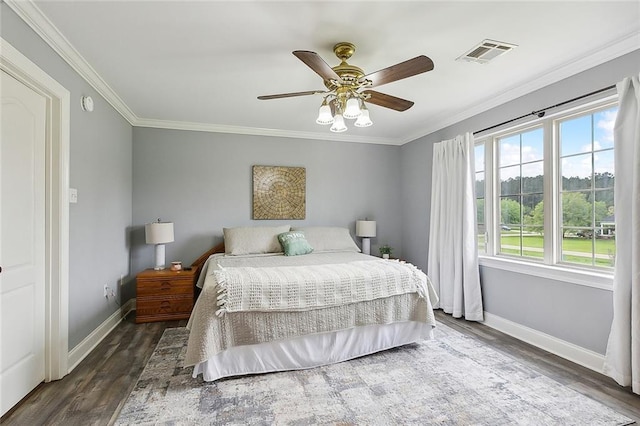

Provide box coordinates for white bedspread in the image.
[185,252,437,367]
[214,259,431,315]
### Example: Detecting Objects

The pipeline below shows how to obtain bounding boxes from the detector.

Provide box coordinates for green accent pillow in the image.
[277,231,314,256]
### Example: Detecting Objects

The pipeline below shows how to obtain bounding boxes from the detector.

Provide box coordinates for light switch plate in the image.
[69,188,78,203]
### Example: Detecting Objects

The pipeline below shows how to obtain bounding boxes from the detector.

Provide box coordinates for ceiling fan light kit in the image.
[320,89,371,132]
[258,42,434,133]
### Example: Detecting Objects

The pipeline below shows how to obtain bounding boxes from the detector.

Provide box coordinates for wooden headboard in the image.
[191,242,225,278]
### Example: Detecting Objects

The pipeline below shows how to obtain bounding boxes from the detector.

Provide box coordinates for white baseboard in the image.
[67,298,136,373]
[482,311,605,374]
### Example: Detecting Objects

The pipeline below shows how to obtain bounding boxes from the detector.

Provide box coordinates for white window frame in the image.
[474,144,487,254]
[477,93,617,290]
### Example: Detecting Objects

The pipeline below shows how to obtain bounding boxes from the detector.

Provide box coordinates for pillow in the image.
[223,225,291,255]
[278,231,314,256]
[290,226,360,253]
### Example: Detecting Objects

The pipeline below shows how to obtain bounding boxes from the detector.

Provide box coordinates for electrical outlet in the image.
[104,284,109,298]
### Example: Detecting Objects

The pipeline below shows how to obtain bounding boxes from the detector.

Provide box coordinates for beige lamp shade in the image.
[145,222,174,244]
[356,220,377,238]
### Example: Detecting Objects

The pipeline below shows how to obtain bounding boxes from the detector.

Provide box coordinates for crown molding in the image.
[4,0,138,125]
[401,30,640,144]
[134,118,400,145]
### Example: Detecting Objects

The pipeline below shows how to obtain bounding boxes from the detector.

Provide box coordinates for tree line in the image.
[476,172,614,236]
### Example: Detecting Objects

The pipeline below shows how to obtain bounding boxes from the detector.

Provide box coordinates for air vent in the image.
[457,39,517,64]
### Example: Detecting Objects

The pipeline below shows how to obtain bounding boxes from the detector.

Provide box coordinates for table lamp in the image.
[356,220,376,255]
[145,220,174,270]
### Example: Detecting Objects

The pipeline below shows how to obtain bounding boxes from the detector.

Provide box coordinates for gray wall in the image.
[1,4,133,349]
[400,49,640,354]
[130,128,402,288]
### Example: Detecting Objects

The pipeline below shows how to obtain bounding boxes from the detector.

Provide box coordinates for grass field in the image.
[500,233,615,253]
[478,232,615,267]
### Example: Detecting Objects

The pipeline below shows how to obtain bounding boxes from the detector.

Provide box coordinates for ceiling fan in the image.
[257,42,434,132]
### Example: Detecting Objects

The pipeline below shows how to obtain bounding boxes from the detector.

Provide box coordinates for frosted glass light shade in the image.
[145,222,174,244]
[354,109,373,127]
[356,220,376,237]
[343,98,361,119]
[330,114,348,132]
[316,104,334,125]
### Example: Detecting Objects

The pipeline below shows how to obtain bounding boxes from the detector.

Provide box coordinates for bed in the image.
[184,225,437,381]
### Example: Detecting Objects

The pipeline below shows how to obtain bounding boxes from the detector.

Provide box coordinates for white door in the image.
[0,70,46,416]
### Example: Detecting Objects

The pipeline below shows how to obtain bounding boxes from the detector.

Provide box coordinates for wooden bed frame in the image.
[191,242,225,278]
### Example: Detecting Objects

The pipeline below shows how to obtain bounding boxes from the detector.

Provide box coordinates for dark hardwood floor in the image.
[437,312,640,424]
[2,311,638,425]
[1,313,187,426]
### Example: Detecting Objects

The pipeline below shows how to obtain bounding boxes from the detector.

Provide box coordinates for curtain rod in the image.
[473,84,616,135]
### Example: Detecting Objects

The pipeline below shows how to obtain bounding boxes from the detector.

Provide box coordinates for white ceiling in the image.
[12,1,640,145]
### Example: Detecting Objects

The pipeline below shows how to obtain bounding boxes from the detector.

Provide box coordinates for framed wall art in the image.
[252,165,306,220]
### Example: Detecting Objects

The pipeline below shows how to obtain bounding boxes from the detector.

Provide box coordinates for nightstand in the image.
[135,268,197,323]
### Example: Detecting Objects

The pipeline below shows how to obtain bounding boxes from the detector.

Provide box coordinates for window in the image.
[475,144,486,254]
[559,106,616,267]
[477,97,617,272]
[497,127,544,259]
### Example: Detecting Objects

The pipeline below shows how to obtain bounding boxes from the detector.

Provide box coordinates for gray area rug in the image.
[116,324,633,425]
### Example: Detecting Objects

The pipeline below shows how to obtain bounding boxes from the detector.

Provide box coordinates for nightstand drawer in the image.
[136,277,192,296]
[136,296,193,322]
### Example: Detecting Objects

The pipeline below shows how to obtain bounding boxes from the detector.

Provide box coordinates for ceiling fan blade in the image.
[293,50,342,83]
[257,90,327,100]
[363,90,414,111]
[361,55,434,88]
